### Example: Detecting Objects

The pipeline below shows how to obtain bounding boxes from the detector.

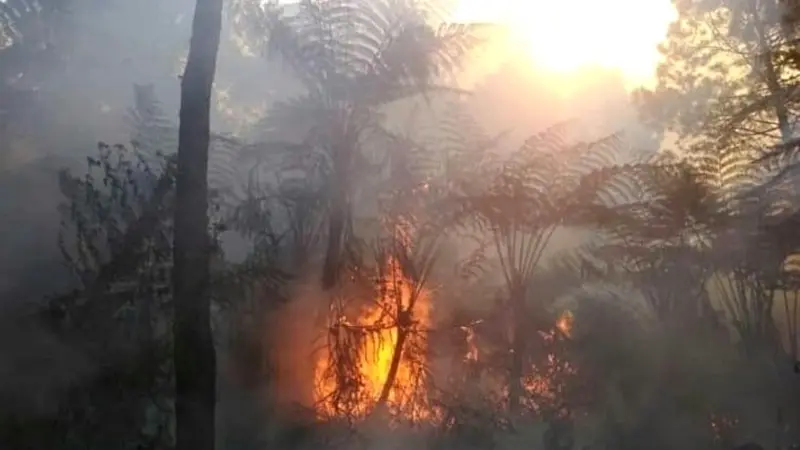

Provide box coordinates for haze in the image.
[1,1,799,450]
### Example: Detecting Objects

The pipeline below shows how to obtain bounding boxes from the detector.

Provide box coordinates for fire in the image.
[311,249,576,421]
[522,310,575,412]
[313,254,432,420]
[556,310,573,337]
[460,323,480,362]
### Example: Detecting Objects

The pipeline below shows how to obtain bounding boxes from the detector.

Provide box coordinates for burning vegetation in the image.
[302,241,578,425]
[312,252,432,421]
[11,1,800,449]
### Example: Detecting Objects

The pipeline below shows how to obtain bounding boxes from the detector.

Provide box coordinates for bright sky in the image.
[451,0,677,88]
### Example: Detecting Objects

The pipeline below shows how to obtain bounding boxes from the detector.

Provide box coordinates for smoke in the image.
[268,280,328,410]
[0,1,709,449]
[0,310,94,417]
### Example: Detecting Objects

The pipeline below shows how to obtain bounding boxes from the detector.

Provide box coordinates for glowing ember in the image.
[460,324,480,362]
[522,310,575,412]
[556,310,573,337]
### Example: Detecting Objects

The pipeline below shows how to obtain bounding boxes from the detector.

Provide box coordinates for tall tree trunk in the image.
[322,174,348,290]
[172,0,223,449]
[321,207,345,290]
[508,282,526,413]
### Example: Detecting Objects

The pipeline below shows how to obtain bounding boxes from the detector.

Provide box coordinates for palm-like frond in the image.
[237,0,485,103]
[432,121,632,365]
[233,0,489,290]
[445,125,627,234]
[687,142,759,206]
[567,153,740,326]
[422,99,500,181]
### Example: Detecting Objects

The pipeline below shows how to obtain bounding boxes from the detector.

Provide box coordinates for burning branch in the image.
[312,223,440,423]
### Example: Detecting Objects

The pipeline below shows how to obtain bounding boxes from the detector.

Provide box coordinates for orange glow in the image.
[556,310,573,337]
[311,252,576,421]
[451,0,677,87]
[522,310,575,412]
[313,254,432,421]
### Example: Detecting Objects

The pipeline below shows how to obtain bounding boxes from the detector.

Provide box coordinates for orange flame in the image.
[556,310,573,337]
[313,255,432,420]
[523,310,575,412]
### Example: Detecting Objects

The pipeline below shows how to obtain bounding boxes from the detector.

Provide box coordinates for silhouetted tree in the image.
[636,0,799,150]
[172,0,223,449]
[446,122,624,412]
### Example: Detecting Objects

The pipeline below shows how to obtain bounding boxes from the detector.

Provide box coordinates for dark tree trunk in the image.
[172,0,223,449]
[321,142,352,291]
[753,0,792,142]
[321,191,347,290]
[321,214,343,290]
[508,282,526,413]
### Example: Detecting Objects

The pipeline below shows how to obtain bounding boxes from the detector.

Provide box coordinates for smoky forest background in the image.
[4,1,800,450]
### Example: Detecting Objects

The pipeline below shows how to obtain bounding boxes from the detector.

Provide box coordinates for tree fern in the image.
[234,0,487,290]
[438,120,629,411]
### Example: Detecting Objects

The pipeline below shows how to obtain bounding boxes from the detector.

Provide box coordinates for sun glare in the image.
[453,0,677,87]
